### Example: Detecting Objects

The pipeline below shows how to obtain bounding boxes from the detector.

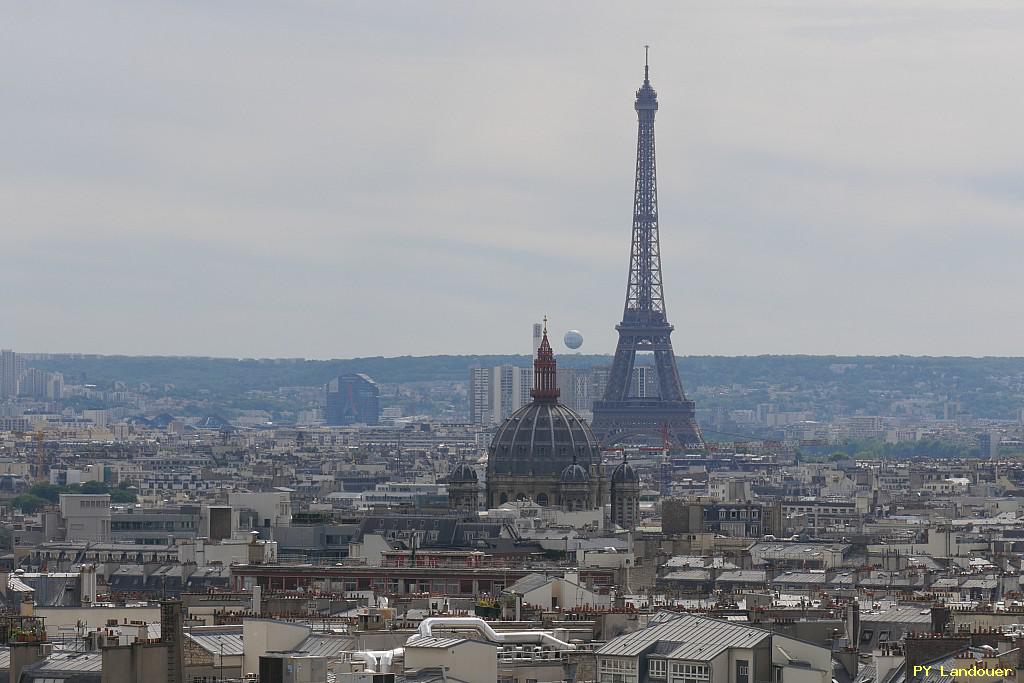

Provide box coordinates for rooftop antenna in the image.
[644,44,650,82]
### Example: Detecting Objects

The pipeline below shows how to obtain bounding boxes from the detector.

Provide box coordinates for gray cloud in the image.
[2,1,1022,357]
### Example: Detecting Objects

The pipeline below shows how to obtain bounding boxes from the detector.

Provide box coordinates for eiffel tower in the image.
[590,51,705,449]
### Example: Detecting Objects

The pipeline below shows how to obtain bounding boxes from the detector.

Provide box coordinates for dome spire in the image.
[531,315,560,403]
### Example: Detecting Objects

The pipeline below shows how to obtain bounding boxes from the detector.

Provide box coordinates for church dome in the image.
[560,460,590,484]
[610,459,639,483]
[489,402,601,478]
[485,318,605,510]
[449,462,478,483]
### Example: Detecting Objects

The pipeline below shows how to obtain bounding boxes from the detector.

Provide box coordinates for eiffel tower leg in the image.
[606,338,637,402]
[653,347,683,402]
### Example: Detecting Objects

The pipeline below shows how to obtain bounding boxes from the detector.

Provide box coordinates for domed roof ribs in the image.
[561,407,576,450]
[611,450,639,483]
[501,401,529,473]
[553,404,578,460]
[546,404,555,458]
[528,404,541,467]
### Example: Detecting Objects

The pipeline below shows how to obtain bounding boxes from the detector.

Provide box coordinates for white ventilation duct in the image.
[354,616,575,673]
[414,617,575,650]
[353,648,405,673]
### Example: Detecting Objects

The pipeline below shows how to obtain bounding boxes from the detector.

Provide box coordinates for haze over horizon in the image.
[4,2,1023,358]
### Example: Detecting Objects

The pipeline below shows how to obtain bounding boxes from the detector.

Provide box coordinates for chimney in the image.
[847,598,860,648]
[251,584,262,616]
[9,642,48,683]
[160,599,185,683]
[931,603,952,634]
[835,649,859,679]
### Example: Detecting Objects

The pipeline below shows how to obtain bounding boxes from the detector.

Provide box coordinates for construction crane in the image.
[35,430,46,483]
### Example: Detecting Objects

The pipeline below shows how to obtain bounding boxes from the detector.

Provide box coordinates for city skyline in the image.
[4,2,1023,358]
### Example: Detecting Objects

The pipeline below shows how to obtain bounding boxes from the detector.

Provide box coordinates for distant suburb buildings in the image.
[325,373,380,426]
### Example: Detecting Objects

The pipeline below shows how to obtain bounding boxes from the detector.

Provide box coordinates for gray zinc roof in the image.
[25,651,103,673]
[294,634,356,658]
[406,637,470,649]
[186,630,245,656]
[661,570,712,582]
[771,572,828,585]
[860,607,931,624]
[716,570,766,584]
[505,573,552,595]
[749,543,850,561]
[666,641,731,661]
[596,613,769,659]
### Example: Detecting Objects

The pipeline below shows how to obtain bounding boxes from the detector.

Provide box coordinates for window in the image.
[600,657,637,683]
[737,659,749,683]
[649,658,667,679]
[669,661,709,683]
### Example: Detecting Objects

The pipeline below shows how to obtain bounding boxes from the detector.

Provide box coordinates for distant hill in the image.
[26,353,1024,419]
[30,353,586,391]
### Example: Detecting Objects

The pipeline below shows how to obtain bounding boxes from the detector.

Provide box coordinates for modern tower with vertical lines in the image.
[590,52,705,449]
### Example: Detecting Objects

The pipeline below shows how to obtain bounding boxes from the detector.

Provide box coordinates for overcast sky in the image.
[3,2,1023,359]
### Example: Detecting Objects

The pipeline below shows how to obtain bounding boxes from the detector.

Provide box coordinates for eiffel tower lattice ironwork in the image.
[590,52,705,449]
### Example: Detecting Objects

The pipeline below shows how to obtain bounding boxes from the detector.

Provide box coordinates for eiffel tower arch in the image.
[590,52,705,450]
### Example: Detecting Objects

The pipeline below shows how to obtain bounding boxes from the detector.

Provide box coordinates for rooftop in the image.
[596,612,770,659]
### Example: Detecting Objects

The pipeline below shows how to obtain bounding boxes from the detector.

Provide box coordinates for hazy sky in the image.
[3,2,1023,358]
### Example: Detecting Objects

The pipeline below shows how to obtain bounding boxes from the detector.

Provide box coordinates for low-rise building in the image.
[596,612,831,683]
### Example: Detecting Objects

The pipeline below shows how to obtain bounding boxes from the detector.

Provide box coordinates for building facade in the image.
[324,373,380,426]
[60,494,112,542]
[468,365,531,425]
[0,350,23,399]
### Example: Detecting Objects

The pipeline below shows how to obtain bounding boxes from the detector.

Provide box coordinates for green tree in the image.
[110,488,137,504]
[80,481,110,495]
[27,483,64,503]
[10,494,47,513]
